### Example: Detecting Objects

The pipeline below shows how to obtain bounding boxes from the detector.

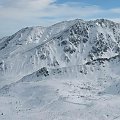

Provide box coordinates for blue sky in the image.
[0,0,120,38]
[57,0,120,9]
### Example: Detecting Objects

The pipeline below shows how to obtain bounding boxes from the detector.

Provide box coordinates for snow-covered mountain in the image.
[0,19,120,120]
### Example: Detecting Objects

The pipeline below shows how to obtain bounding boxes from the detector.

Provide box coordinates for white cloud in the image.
[0,0,120,21]
[0,0,56,19]
[1,0,55,9]
[39,4,103,18]
[110,8,120,14]
[0,1,104,20]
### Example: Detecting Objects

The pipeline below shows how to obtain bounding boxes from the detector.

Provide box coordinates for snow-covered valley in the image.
[0,19,120,120]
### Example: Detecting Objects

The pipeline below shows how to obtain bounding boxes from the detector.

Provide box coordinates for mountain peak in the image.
[0,18,120,79]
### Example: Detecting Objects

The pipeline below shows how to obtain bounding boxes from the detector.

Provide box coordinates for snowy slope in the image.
[0,19,120,120]
[0,55,120,120]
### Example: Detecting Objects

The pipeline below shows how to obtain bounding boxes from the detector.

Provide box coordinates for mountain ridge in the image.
[0,19,120,81]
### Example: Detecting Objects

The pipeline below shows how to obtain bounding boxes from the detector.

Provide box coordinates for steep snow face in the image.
[0,20,79,77]
[0,19,120,84]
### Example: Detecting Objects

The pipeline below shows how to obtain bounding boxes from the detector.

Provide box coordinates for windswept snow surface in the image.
[0,19,120,120]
